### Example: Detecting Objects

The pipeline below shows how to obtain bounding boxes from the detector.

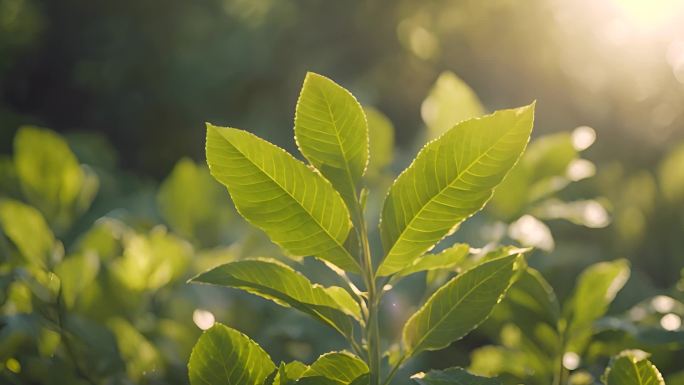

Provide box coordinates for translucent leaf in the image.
[658,142,684,203]
[393,243,470,279]
[157,158,233,245]
[421,72,485,139]
[507,214,554,251]
[206,124,359,273]
[378,104,535,276]
[412,367,502,384]
[565,259,630,354]
[402,254,522,356]
[272,361,309,385]
[191,259,360,338]
[108,317,163,381]
[301,351,368,384]
[295,72,368,208]
[0,199,55,267]
[602,350,664,385]
[188,323,275,385]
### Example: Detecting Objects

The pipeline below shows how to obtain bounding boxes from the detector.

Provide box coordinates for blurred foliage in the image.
[0,0,683,382]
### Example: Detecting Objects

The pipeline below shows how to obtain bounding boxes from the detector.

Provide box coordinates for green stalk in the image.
[351,197,381,385]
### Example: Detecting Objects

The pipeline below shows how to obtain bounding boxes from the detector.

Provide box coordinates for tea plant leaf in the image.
[394,243,470,279]
[602,350,664,385]
[412,367,502,385]
[364,106,395,177]
[295,72,368,207]
[191,259,361,338]
[421,72,486,139]
[378,104,535,276]
[302,351,369,384]
[565,259,630,354]
[206,124,360,273]
[55,253,100,308]
[189,323,275,385]
[403,254,521,357]
[272,361,309,385]
[0,199,55,267]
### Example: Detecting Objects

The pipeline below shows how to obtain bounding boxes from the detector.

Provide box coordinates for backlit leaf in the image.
[295,72,368,208]
[602,350,664,385]
[403,254,522,356]
[364,106,395,178]
[421,72,485,139]
[0,199,55,267]
[394,243,470,279]
[379,104,535,276]
[565,259,630,354]
[301,351,368,384]
[206,124,359,273]
[191,259,360,338]
[188,323,275,385]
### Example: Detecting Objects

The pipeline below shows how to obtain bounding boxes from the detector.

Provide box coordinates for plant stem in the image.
[381,355,406,385]
[351,199,381,385]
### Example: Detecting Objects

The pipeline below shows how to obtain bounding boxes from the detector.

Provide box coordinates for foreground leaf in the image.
[192,259,360,337]
[394,243,470,279]
[295,72,368,208]
[412,367,502,385]
[602,350,664,385]
[565,259,630,354]
[301,351,368,384]
[403,254,521,356]
[378,104,535,276]
[188,323,275,385]
[206,124,359,272]
[272,361,309,385]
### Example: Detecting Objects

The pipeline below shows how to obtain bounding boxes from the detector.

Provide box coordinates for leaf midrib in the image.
[407,257,514,354]
[217,129,356,266]
[384,118,524,262]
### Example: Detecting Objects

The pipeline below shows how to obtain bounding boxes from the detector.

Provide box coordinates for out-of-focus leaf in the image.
[469,345,530,378]
[658,142,684,203]
[13,126,98,232]
[421,71,485,139]
[108,317,163,381]
[71,218,126,261]
[378,105,535,276]
[403,254,522,356]
[533,199,610,228]
[295,72,368,208]
[55,253,99,308]
[412,367,502,384]
[191,259,360,338]
[0,156,21,199]
[157,158,232,245]
[301,351,368,384]
[0,199,55,267]
[364,106,395,177]
[565,259,630,354]
[602,350,664,385]
[64,315,125,376]
[507,214,554,251]
[188,323,275,385]
[110,226,192,291]
[206,124,359,273]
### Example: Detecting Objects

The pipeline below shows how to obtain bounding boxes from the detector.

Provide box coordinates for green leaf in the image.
[565,259,630,354]
[403,254,522,357]
[301,352,369,384]
[602,350,664,385]
[191,259,360,338]
[658,142,684,203]
[0,199,55,267]
[393,243,470,279]
[295,72,368,208]
[206,124,359,273]
[272,361,309,385]
[189,323,275,385]
[378,104,535,276]
[108,317,163,381]
[13,126,98,232]
[55,253,100,308]
[412,367,502,385]
[364,106,395,177]
[157,157,233,245]
[421,72,486,139]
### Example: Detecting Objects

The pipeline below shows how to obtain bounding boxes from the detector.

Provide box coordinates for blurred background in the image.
[1,0,684,384]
